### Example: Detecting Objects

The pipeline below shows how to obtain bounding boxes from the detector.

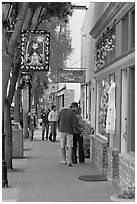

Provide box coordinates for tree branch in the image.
[23,6,36,30]
[7,62,20,105]
[8,2,30,57]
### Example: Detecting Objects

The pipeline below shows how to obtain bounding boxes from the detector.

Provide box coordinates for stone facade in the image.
[119,153,135,191]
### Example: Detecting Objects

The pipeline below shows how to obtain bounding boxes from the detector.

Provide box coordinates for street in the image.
[2,125,117,202]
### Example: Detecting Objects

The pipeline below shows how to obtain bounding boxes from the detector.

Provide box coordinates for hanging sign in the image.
[21,30,50,71]
[57,70,85,83]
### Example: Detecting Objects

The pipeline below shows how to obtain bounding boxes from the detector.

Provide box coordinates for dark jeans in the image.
[72,133,85,163]
[42,123,49,139]
[49,121,57,141]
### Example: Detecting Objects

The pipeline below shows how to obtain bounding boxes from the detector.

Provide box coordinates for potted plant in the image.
[110,187,135,202]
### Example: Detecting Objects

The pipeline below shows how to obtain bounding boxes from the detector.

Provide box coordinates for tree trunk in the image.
[14,89,21,123]
[22,83,29,139]
[4,100,13,170]
[8,3,30,57]
[2,49,13,112]
[23,110,29,139]
[2,3,30,109]
[2,3,33,170]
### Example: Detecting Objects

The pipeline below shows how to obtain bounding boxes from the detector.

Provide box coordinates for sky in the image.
[66,6,87,68]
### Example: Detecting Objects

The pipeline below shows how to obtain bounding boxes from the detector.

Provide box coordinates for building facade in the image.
[81,2,135,192]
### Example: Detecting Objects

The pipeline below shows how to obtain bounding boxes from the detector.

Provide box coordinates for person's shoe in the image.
[79,161,85,163]
[68,163,72,167]
[42,137,44,140]
[72,158,77,164]
[72,161,77,164]
[60,161,67,165]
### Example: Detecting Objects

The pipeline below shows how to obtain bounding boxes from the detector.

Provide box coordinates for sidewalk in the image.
[2,126,117,202]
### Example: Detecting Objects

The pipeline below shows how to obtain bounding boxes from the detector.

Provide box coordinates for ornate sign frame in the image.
[21,30,50,71]
[57,70,85,83]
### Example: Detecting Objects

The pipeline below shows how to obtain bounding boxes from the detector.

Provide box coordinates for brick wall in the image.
[90,135,135,192]
[90,135,108,176]
[107,147,119,190]
[119,153,135,191]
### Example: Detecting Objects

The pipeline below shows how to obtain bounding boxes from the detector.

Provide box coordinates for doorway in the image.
[127,67,135,152]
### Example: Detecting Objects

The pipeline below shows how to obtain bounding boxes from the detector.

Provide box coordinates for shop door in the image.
[127,67,135,152]
[121,69,128,153]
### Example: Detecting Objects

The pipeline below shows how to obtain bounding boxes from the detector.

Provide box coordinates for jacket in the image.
[58,108,81,135]
[41,110,50,124]
[48,110,58,122]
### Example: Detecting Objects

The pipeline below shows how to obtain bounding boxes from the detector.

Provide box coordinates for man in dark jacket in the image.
[58,105,81,167]
[41,107,50,140]
[70,104,85,164]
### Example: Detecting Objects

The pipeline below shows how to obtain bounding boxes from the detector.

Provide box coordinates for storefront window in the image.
[95,21,116,71]
[98,74,115,137]
[88,86,91,121]
[82,91,85,118]
[122,14,128,53]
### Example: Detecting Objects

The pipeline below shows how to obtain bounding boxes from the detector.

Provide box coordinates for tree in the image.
[31,16,73,112]
[2,2,74,169]
[3,3,30,169]
[39,17,73,74]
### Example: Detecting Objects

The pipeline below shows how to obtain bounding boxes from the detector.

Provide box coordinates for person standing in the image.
[70,102,85,164]
[58,105,82,167]
[41,107,50,140]
[48,105,58,142]
[71,105,85,164]
[28,112,34,141]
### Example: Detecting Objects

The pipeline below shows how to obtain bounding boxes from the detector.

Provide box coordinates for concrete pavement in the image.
[2,126,117,202]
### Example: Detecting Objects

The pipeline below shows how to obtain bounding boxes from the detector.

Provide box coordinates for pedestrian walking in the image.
[28,111,34,141]
[58,105,82,167]
[48,105,58,142]
[41,107,50,140]
[70,102,85,164]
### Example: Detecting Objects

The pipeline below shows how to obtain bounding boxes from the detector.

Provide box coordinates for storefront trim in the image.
[95,49,135,81]
[57,86,66,96]
[90,3,134,39]
[95,133,108,141]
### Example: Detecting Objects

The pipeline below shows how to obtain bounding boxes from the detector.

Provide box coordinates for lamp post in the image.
[2,115,8,187]
[2,2,13,188]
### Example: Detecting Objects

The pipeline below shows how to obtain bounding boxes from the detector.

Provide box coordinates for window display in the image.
[98,74,116,136]
[106,75,116,134]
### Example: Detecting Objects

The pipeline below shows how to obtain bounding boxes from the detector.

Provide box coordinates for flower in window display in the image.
[82,123,94,158]
[99,80,109,131]
[95,22,116,70]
